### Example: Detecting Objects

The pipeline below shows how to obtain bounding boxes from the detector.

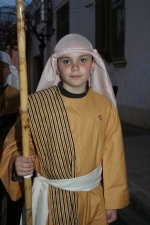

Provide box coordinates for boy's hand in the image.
[106,209,117,223]
[15,155,36,177]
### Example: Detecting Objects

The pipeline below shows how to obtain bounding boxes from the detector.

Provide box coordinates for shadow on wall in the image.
[129,53,150,108]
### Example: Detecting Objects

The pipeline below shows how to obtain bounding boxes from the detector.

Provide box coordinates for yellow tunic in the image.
[0,85,21,225]
[0,88,129,225]
[0,85,20,162]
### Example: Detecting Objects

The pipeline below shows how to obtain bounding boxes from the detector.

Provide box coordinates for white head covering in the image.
[0,51,20,90]
[36,34,116,108]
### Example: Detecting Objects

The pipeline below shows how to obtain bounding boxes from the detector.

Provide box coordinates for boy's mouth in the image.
[71,75,81,78]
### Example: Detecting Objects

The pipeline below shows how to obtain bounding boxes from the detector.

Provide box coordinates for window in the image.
[95,0,126,66]
[57,2,69,42]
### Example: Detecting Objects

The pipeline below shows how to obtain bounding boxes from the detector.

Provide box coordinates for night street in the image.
[112,123,150,225]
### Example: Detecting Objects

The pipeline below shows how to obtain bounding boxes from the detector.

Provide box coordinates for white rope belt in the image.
[31,164,102,225]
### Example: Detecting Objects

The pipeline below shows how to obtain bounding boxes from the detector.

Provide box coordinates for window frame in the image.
[95,0,126,67]
[57,2,69,42]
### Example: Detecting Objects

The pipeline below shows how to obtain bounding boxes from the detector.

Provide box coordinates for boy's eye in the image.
[3,64,8,68]
[0,63,8,68]
[80,58,86,63]
[63,60,70,64]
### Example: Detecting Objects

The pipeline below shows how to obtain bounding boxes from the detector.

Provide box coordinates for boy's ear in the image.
[56,66,60,75]
[91,61,95,72]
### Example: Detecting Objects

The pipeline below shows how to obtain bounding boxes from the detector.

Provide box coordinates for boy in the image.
[0,34,129,225]
[0,51,23,225]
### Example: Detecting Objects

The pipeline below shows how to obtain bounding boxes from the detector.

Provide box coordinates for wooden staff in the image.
[16,0,32,224]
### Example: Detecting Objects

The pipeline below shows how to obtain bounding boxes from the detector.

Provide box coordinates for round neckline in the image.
[59,82,89,99]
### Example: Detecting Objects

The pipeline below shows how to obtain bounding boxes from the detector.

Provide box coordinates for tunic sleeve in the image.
[102,104,130,209]
[0,117,35,201]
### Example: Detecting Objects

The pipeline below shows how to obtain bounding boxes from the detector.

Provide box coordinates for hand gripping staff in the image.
[16,0,32,224]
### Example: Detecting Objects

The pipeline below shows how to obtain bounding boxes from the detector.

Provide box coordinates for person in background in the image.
[0,51,23,225]
[100,49,118,97]
[1,34,129,225]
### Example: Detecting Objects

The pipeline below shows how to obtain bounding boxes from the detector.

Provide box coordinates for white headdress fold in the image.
[0,51,19,90]
[36,34,116,108]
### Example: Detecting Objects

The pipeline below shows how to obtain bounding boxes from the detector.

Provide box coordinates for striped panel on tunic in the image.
[28,87,78,225]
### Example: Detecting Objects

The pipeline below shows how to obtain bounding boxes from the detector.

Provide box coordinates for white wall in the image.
[69,0,95,46]
[116,0,150,129]
[50,0,95,54]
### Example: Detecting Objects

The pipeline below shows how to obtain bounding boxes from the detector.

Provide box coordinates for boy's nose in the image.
[72,62,79,71]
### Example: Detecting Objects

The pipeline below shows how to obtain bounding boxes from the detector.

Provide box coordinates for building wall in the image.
[27,21,51,93]
[69,0,95,46]
[116,0,150,129]
[50,0,95,53]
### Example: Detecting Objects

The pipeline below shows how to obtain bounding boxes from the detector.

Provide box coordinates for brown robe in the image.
[0,87,129,225]
[0,85,23,225]
[0,85,20,159]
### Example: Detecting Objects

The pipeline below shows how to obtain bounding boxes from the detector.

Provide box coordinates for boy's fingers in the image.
[15,164,34,176]
[31,155,36,162]
[15,156,28,163]
[106,209,117,223]
[28,155,36,163]
[17,162,34,169]
[14,155,35,177]
[16,155,36,163]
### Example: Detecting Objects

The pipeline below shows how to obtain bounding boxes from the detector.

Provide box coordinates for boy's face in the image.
[57,52,95,93]
[0,61,10,85]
